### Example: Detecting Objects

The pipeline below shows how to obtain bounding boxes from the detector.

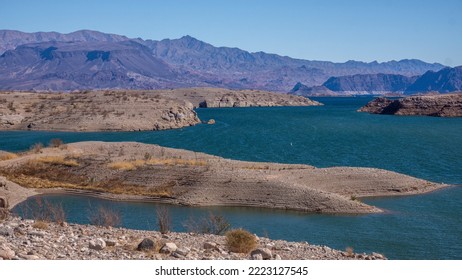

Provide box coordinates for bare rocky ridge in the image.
[0,91,199,131]
[358,93,462,117]
[0,216,386,260]
[0,142,445,214]
[152,87,322,108]
[0,89,320,132]
[0,30,444,92]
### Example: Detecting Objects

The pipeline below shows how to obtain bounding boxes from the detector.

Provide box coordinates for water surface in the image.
[3,97,462,259]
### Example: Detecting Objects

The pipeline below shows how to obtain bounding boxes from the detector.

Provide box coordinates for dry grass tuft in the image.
[35,156,79,167]
[225,228,257,253]
[108,158,207,171]
[108,160,144,171]
[32,220,49,230]
[147,158,207,167]
[0,152,18,161]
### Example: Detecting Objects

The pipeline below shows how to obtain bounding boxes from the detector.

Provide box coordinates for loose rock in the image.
[89,238,106,250]
[160,242,177,254]
[137,238,155,251]
[251,248,272,260]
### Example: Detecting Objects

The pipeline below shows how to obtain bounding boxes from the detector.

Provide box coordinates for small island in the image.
[358,93,462,117]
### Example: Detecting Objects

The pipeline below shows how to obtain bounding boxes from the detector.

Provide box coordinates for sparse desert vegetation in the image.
[226,229,257,253]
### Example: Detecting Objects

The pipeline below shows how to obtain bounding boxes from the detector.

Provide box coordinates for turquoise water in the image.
[1,97,460,184]
[3,97,462,259]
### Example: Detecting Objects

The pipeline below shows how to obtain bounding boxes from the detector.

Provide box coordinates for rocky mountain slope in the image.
[0,30,445,92]
[291,67,462,96]
[321,73,417,94]
[358,93,462,117]
[405,66,462,94]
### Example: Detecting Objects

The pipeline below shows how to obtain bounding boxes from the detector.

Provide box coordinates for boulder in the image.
[0,244,15,260]
[250,248,272,260]
[160,242,177,254]
[89,238,106,250]
[203,241,217,250]
[0,226,14,237]
[251,253,263,260]
[175,247,190,256]
[105,239,117,247]
[137,238,155,251]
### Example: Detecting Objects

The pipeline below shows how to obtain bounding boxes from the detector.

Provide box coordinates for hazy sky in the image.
[1,0,461,66]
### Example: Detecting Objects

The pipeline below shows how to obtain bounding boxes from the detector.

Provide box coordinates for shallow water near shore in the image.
[13,186,462,260]
[3,97,462,259]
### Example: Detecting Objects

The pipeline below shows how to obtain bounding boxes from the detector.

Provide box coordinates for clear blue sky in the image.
[1,0,461,66]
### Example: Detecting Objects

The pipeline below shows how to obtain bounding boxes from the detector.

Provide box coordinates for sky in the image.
[1,0,461,66]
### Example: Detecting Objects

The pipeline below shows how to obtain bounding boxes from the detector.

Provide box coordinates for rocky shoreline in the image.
[0,88,321,132]
[0,216,386,260]
[358,93,462,117]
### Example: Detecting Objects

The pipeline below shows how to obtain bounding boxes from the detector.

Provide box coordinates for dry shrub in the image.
[31,197,66,223]
[0,209,9,221]
[35,156,79,167]
[49,138,64,148]
[156,206,171,234]
[225,229,257,253]
[184,212,230,235]
[88,206,121,227]
[345,247,354,257]
[0,152,18,161]
[30,143,44,153]
[0,196,9,221]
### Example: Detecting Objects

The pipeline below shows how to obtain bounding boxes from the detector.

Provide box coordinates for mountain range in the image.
[290,66,462,96]
[0,29,449,92]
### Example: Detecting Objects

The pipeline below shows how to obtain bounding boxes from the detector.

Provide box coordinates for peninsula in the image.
[0,141,444,214]
[0,88,321,132]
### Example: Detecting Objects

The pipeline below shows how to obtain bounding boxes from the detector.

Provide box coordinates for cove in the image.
[13,186,462,260]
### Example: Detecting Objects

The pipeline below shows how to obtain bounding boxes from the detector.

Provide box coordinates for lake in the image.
[4,97,462,259]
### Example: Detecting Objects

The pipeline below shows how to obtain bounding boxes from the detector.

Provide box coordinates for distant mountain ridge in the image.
[0,29,447,91]
[405,66,462,93]
[290,67,462,96]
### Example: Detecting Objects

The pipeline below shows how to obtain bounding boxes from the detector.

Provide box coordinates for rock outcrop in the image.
[197,91,321,108]
[358,94,462,117]
[289,83,338,97]
[0,91,199,132]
